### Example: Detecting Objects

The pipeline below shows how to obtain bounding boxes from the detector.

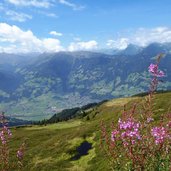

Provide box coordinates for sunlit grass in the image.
[24,120,82,130]
[104,97,139,107]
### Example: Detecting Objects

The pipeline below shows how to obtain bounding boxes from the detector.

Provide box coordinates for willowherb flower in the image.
[111,130,119,141]
[0,113,17,145]
[0,112,25,170]
[118,118,140,131]
[0,130,6,144]
[148,63,165,77]
[117,118,141,145]
[17,142,25,161]
[17,150,24,160]
[151,127,169,145]
[147,117,154,123]
[0,114,12,145]
[3,125,12,137]
[167,121,171,128]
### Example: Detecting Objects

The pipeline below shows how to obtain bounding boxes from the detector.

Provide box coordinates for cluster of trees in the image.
[36,100,108,125]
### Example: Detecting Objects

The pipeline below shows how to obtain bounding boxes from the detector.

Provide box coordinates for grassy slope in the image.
[9,92,171,171]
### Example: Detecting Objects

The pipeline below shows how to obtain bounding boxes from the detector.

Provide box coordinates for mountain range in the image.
[0,42,171,120]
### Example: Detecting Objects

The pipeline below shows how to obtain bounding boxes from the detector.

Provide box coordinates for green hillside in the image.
[9,91,171,171]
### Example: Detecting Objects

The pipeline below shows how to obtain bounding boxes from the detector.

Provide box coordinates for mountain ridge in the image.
[0,43,171,120]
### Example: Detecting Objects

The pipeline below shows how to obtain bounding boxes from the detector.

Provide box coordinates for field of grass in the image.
[8,92,171,171]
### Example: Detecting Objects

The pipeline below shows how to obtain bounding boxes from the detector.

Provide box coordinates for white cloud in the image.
[6,0,52,8]
[58,0,85,10]
[0,23,64,53]
[49,31,63,36]
[45,12,58,18]
[132,27,171,46]
[0,23,97,53]
[42,38,64,51]
[6,10,32,22]
[68,40,98,51]
[0,3,32,22]
[36,10,58,18]
[6,0,85,10]
[106,27,171,49]
[107,38,129,50]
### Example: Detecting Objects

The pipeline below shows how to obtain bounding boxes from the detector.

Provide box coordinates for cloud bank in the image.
[107,27,171,49]
[0,23,98,53]
[68,40,98,51]
[1,23,171,53]
[0,23,63,53]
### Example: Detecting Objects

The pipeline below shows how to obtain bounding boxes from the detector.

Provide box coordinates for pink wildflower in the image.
[167,121,171,128]
[151,127,169,145]
[17,142,25,161]
[0,130,6,144]
[111,130,119,141]
[0,114,12,145]
[17,150,24,160]
[118,118,141,145]
[148,63,165,77]
[147,117,154,123]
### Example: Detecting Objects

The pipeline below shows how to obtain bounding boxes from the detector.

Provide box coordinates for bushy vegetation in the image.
[0,112,25,170]
[36,101,107,125]
[101,54,171,170]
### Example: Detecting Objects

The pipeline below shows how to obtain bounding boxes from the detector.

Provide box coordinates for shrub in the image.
[0,112,25,171]
[100,54,171,170]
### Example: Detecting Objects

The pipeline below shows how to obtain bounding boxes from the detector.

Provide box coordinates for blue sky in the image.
[0,0,171,53]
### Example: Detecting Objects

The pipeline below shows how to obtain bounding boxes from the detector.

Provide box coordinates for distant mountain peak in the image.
[118,44,143,55]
